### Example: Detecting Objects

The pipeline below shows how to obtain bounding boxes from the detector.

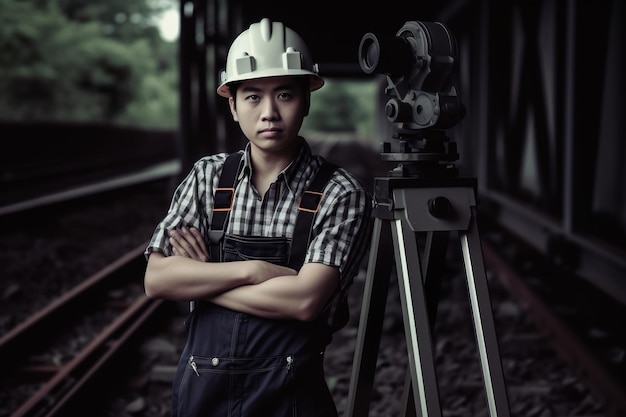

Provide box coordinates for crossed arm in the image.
[144,227,340,321]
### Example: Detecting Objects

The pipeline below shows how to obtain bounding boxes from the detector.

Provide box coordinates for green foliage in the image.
[118,60,178,128]
[303,78,378,138]
[0,0,375,135]
[0,0,178,127]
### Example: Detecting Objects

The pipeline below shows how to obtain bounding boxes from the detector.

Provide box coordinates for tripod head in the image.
[358,21,466,177]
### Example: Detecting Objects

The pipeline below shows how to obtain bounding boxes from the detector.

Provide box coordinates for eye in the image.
[245,94,260,102]
[277,91,293,100]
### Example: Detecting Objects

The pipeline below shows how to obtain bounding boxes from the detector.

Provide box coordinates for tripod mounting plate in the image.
[372,176,477,230]
[392,187,473,232]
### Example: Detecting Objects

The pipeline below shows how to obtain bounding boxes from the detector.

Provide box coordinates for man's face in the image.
[229,76,309,155]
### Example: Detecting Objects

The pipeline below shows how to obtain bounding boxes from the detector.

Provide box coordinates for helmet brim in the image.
[217,73,324,98]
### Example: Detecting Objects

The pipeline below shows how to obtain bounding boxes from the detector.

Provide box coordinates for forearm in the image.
[144,252,251,301]
[209,263,339,321]
[209,276,305,320]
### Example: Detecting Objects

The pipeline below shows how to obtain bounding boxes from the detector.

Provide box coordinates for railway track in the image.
[0,139,622,415]
[480,224,626,417]
[322,232,621,417]
[0,121,179,217]
[2,236,618,417]
[0,244,168,417]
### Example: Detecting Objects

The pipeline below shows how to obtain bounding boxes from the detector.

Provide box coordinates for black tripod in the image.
[344,170,511,417]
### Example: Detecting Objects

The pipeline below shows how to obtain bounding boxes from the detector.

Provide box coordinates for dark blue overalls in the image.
[171,153,340,417]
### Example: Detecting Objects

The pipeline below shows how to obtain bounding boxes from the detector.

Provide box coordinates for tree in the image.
[303,79,377,136]
[0,0,177,127]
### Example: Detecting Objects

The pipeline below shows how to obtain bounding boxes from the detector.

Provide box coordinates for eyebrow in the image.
[240,83,297,94]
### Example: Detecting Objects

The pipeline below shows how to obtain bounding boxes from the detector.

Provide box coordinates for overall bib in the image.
[171,153,340,417]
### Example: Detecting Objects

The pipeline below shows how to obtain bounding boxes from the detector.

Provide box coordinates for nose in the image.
[260,97,279,121]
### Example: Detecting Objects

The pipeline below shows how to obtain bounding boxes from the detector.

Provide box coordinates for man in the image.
[144,18,372,417]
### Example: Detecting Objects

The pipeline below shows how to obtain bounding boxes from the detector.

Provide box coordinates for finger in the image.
[189,227,209,258]
[169,231,193,257]
[169,229,185,244]
[180,227,202,257]
[173,227,209,261]
[169,231,187,252]
[169,238,183,254]
[184,228,208,261]
[171,245,186,257]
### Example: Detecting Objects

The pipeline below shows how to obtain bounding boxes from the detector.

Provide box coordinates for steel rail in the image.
[10,295,163,417]
[482,241,626,417]
[0,160,180,216]
[0,242,165,417]
[0,242,148,363]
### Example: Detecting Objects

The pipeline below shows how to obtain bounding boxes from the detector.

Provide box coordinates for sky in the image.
[157,7,179,42]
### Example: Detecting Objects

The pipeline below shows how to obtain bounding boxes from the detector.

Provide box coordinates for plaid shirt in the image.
[145,138,372,328]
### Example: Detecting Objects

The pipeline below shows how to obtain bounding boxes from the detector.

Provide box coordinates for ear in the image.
[229,97,239,122]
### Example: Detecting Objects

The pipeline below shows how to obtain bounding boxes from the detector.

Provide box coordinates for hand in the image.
[169,226,209,262]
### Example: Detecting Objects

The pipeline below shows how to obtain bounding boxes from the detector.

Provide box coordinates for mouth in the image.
[258,127,283,137]
[259,127,282,133]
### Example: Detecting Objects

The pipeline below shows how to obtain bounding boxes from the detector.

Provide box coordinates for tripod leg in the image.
[346,217,393,417]
[400,370,417,417]
[459,208,511,417]
[400,230,449,417]
[392,217,442,417]
[422,231,450,327]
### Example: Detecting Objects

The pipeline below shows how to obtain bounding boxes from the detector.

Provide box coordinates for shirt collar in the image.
[239,138,315,193]
[283,137,314,192]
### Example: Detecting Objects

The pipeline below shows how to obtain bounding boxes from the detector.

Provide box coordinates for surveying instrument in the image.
[345,21,511,417]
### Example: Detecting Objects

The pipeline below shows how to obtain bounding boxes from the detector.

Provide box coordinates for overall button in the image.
[211,357,219,367]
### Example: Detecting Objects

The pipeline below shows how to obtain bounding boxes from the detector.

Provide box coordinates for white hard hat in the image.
[217,18,324,97]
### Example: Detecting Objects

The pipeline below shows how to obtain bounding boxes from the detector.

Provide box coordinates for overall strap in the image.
[288,161,338,270]
[208,153,337,269]
[208,152,244,262]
